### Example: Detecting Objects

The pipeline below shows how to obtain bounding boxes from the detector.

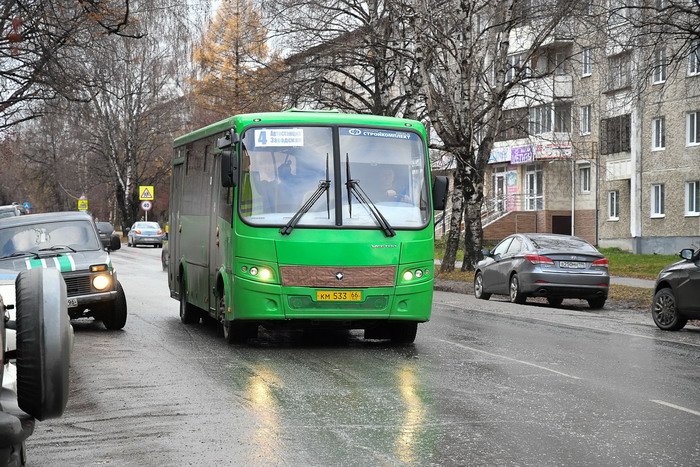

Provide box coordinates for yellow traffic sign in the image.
[78,199,88,210]
[139,186,154,200]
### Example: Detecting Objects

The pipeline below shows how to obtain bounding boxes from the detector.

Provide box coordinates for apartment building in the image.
[482,14,700,254]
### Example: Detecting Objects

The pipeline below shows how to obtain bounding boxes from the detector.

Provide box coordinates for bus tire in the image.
[390,321,417,344]
[15,268,71,421]
[102,281,127,330]
[179,276,199,324]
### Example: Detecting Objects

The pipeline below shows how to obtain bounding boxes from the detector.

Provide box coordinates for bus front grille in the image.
[279,265,396,288]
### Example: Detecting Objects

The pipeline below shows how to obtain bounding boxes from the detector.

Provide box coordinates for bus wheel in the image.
[179,277,199,324]
[390,321,417,344]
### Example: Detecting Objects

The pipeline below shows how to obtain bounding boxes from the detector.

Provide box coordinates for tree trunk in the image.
[440,159,466,272]
[461,171,485,272]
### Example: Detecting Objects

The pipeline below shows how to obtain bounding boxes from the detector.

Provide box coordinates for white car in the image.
[1,268,72,466]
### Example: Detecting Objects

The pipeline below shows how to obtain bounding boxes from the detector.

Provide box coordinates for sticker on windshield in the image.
[254,128,304,147]
[341,128,418,141]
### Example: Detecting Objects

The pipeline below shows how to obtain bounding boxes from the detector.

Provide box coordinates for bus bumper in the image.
[232,278,433,322]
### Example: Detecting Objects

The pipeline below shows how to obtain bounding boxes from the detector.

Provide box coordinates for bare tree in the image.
[410,0,585,271]
[262,0,422,118]
[0,0,138,129]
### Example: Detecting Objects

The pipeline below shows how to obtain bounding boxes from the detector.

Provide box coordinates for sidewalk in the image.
[434,260,655,289]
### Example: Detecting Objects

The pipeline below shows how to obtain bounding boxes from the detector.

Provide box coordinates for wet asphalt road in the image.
[26,247,700,466]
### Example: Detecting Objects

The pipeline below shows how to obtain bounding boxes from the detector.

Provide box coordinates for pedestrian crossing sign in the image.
[139,186,154,200]
[77,199,88,210]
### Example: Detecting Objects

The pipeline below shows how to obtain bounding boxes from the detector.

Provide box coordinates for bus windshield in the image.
[239,126,429,229]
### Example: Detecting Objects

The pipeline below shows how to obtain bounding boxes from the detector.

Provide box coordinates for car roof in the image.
[0,211,95,228]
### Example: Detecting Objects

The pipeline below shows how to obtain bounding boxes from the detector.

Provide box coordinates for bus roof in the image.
[172,109,426,148]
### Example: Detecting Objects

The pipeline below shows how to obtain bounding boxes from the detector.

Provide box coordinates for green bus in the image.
[167,110,447,344]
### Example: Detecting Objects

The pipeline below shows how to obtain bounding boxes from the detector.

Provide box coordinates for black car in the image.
[95,222,121,250]
[475,233,610,308]
[651,248,700,331]
[0,212,127,330]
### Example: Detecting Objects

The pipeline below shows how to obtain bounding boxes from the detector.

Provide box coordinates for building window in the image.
[609,0,629,25]
[651,184,665,217]
[600,114,631,154]
[582,48,592,77]
[688,111,700,145]
[525,163,543,211]
[507,53,530,81]
[608,53,631,91]
[608,191,619,220]
[580,165,591,193]
[687,181,700,215]
[690,41,700,76]
[580,105,592,135]
[554,104,571,132]
[529,105,552,135]
[653,49,667,84]
[652,117,665,150]
[554,52,566,75]
[496,108,529,142]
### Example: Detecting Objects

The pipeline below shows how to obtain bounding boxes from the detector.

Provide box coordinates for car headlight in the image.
[92,274,112,290]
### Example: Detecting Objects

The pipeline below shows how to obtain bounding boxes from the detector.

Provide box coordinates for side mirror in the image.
[221,149,239,188]
[109,235,121,251]
[481,248,491,257]
[679,248,694,260]
[432,176,449,211]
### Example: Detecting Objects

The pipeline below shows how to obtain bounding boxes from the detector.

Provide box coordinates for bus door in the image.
[207,145,221,315]
[169,154,185,291]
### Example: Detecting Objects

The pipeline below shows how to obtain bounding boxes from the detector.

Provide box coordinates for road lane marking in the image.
[436,298,700,349]
[437,338,581,380]
[651,400,700,417]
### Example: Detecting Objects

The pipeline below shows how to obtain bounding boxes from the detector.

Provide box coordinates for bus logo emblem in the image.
[348,129,361,135]
[335,272,344,280]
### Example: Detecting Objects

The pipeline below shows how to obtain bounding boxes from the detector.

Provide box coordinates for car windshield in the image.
[238,125,428,229]
[0,220,101,258]
[133,222,160,230]
[528,235,598,252]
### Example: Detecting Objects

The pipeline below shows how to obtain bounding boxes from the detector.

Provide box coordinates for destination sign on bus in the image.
[254,128,304,147]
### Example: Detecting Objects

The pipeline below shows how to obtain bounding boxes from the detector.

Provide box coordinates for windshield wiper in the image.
[345,155,395,237]
[0,250,37,260]
[280,155,331,236]
[38,245,77,253]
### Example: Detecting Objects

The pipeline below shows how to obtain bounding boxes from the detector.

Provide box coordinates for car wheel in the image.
[474,272,491,300]
[14,268,71,421]
[547,297,563,307]
[390,321,418,344]
[179,276,200,324]
[651,288,687,331]
[102,281,128,330]
[587,297,607,310]
[509,274,526,304]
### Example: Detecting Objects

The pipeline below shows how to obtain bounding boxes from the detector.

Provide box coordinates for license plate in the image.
[67,298,78,307]
[559,261,586,269]
[316,290,363,302]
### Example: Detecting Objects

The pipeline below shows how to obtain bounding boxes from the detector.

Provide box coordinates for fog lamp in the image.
[93,274,111,290]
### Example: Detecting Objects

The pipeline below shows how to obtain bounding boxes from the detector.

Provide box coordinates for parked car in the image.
[474,233,609,309]
[651,248,700,331]
[95,222,122,251]
[1,267,71,466]
[0,212,127,330]
[127,221,164,248]
[0,204,21,219]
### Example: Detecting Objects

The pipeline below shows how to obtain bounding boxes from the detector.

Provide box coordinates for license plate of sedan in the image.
[560,261,586,269]
[316,290,362,302]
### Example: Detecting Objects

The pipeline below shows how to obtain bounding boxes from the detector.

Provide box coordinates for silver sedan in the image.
[474,233,610,309]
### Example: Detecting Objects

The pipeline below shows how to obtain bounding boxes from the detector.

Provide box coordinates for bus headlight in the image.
[93,274,112,290]
[403,271,414,281]
[259,268,272,280]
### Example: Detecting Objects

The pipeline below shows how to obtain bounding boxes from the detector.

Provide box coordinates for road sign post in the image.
[141,200,152,221]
